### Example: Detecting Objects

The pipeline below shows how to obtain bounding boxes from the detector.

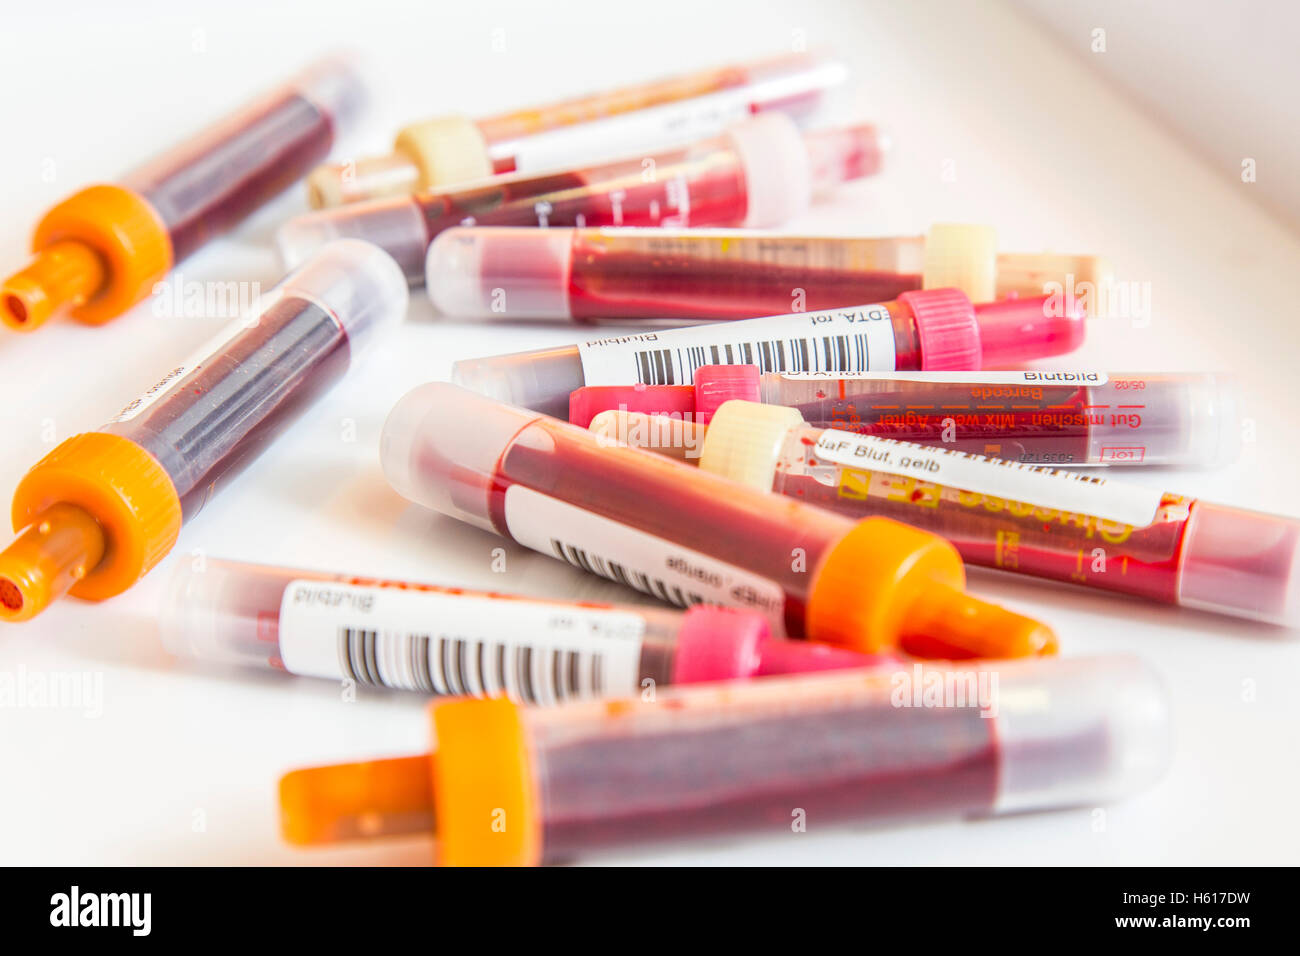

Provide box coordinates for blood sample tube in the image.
[276,115,884,285]
[692,400,1300,626]
[379,382,1056,659]
[575,368,1242,467]
[161,557,883,702]
[307,52,846,207]
[0,241,407,622]
[1,56,365,335]
[426,224,1106,322]
[278,654,1171,863]
[452,287,1085,418]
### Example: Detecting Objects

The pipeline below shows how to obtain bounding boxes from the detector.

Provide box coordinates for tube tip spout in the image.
[279,754,435,846]
[1,240,107,332]
[901,585,1058,660]
[0,503,106,622]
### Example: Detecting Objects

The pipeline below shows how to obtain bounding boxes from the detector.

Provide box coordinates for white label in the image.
[813,431,1164,526]
[110,315,254,423]
[503,485,786,624]
[780,370,1110,385]
[577,305,899,387]
[278,579,646,704]
[498,62,844,174]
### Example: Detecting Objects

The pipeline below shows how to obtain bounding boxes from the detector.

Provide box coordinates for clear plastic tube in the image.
[160,557,881,701]
[278,654,1171,864]
[0,241,408,622]
[451,289,1085,418]
[278,115,885,284]
[712,369,1239,466]
[379,382,1056,660]
[426,225,1106,322]
[308,52,847,206]
[2,56,365,333]
[696,400,1300,626]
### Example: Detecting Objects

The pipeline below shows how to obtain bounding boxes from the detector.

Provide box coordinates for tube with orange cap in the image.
[160,557,885,701]
[307,52,845,207]
[279,654,1171,864]
[427,223,1107,322]
[0,240,407,622]
[1,55,364,335]
[379,382,1056,659]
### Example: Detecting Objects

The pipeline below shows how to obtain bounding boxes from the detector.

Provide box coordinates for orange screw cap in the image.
[807,517,1057,659]
[1,184,172,331]
[0,432,181,620]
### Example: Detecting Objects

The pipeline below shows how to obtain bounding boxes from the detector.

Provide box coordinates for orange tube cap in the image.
[807,517,1057,658]
[2,184,172,331]
[2,432,181,618]
[432,697,541,866]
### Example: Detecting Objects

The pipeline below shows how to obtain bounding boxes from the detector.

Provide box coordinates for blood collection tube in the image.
[0,241,407,622]
[1,56,365,335]
[690,400,1300,625]
[276,114,884,285]
[426,224,1105,322]
[278,654,1171,863]
[307,52,846,207]
[452,287,1084,418]
[576,368,1241,467]
[379,382,1056,659]
[161,557,882,701]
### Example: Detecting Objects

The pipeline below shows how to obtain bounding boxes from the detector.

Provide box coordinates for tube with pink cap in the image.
[452,287,1085,418]
[159,557,882,703]
[277,114,884,285]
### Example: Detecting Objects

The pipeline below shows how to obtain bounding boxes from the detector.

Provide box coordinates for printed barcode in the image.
[335,626,612,705]
[632,333,874,385]
[920,443,1107,485]
[550,537,705,608]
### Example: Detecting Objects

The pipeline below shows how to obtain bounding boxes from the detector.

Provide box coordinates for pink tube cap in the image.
[569,384,695,428]
[693,365,762,423]
[671,605,891,683]
[671,606,769,683]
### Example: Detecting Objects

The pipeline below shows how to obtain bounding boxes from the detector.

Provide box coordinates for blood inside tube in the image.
[417,143,749,247]
[124,92,337,261]
[565,233,923,322]
[104,296,351,518]
[775,433,1191,602]
[790,380,1092,464]
[481,420,851,634]
[530,680,998,862]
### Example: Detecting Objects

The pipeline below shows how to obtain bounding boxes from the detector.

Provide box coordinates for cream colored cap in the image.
[922,223,999,303]
[394,115,494,190]
[698,401,804,492]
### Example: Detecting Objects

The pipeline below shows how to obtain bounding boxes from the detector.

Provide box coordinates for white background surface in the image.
[1,0,1297,865]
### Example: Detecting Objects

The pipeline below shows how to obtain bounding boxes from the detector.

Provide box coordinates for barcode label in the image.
[632,333,875,385]
[503,485,787,624]
[577,304,898,387]
[277,580,645,704]
[813,431,1164,526]
[548,538,705,607]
